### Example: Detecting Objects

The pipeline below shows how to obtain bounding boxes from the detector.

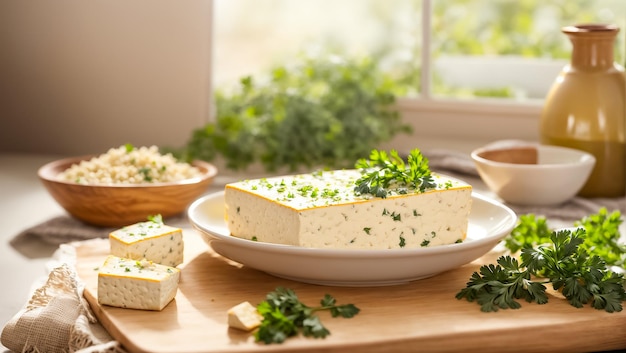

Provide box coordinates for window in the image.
[430,0,625,100]
[212,0,626,149]
[214,0,624,99]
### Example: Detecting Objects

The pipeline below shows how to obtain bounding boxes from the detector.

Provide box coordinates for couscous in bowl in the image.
[38,146,217,227]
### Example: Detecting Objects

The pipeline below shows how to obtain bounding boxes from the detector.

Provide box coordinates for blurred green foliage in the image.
[179,55,411,171]
[370,0,625,98]
[176,1,626,170]
[432,0,625,60]
[430,0,626,97]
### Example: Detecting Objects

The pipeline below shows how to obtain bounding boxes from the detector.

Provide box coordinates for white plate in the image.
[188,191,517,286]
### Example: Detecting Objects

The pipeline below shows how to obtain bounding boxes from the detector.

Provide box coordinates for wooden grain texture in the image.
[75,231,626,353]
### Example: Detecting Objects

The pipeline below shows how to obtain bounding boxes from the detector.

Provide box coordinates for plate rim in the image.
[188,190,517,259]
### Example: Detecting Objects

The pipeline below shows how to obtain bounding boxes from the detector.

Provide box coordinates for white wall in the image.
[0,0,213,155]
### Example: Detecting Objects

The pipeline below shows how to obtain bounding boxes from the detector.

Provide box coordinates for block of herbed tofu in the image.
[109,220,183,267]
[224,170,472,249]
[228,301,263,331]
[98,255,180,311]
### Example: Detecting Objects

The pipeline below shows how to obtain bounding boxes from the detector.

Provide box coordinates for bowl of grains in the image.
[38,144,218,227]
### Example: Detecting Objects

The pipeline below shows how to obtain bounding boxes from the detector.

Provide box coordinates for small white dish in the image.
[188,190,517,287]
[471,141,595,206]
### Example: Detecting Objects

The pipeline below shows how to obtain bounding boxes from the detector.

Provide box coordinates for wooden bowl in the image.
[38,155,218,227]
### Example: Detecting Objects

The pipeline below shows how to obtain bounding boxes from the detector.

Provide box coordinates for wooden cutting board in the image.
[75,230,626,353]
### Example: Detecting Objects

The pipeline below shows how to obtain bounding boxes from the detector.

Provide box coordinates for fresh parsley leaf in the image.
[138,167,152,182]
[455,255,548,312]
[504,213,552,253]
[354,148,435,198]
[254,287,360,344]
[575,208,626,267]
[147,214,163,224]
[255,301,297,344]
[458,228,626,313]
[505,208,625,268]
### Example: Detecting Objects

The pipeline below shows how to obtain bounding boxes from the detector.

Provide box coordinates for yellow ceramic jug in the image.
[540,24,626,198]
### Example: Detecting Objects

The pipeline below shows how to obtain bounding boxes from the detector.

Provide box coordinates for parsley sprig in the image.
[354,149,435,198]
[147,214,163,224]
[505,208,625,267]
[504,213,552,253]
[576,208,626,267]
[254,287,360,344]
[457,209,626,313]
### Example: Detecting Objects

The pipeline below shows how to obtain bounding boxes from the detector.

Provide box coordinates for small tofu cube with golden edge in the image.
[109,220,184,267]
[97,255,180,311]
[228,301,263,331]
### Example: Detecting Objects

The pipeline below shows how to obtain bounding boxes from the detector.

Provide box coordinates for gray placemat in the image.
[11,213,191,251]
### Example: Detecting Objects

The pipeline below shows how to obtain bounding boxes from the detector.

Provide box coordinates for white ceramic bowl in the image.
[471,142,595,206]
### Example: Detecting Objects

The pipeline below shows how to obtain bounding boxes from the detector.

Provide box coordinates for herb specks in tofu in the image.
[399,234,406,248]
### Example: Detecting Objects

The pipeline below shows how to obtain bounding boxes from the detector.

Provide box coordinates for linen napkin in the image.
[1,241,127,353]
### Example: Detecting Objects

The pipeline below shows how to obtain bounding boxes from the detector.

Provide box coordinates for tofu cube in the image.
[109,220,183,267]
[228,301,263,331]
[98,255,180,311]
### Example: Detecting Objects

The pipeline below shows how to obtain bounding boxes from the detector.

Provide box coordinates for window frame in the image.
[381,0,545,152]
[209,0,552,153]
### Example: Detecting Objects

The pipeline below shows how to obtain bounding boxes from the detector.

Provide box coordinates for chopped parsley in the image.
[399,235,406,247]
[139,167,152,182]
[354,149,435,198]
[457,209,625,313]
[147,214,163,224]
[124,143,135,152]
[255,287,360,344]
